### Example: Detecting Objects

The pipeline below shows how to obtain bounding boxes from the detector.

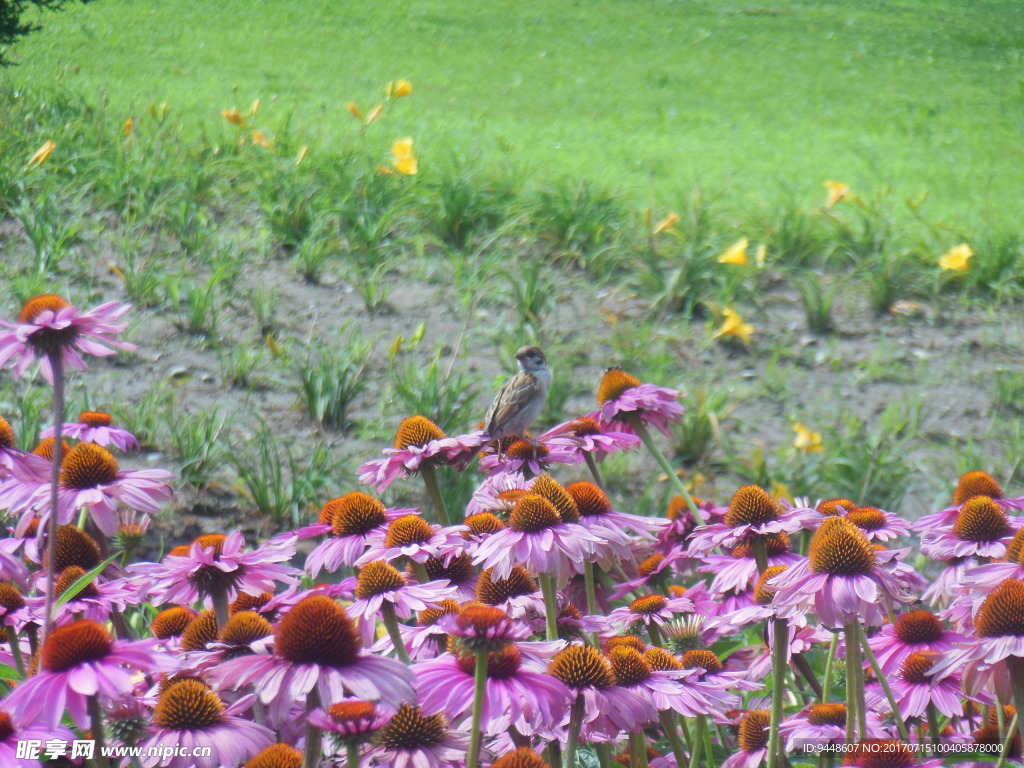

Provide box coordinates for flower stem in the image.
[703,719,717,768]
[539,573,560,641]
[767,618,789,768]
[584,452,606,488]
[750,536,769,575]
[419,463,451,526]
[648,622,664,648]
[857,622,910,742]
[625,414,704,526]
[996,711,1019,768]
[687,716,706,768]
[584,561,598,617]
[347,742,361,768]
[1006,656,1024,752]
[380,602,411,664]
[211,587,230,632]
[88,695,112,768]
[659,711,687,768]
[822,632,838,703]
[926,703,940,748]
[793,653,824,699]
[303,687,323,768]
[843,621,862,744]
[467,648,488,768]
[564,694,586,768]
[411,560,431,585]
[41,351,65,645]
[6,627,25,677]
[596,744,612,768]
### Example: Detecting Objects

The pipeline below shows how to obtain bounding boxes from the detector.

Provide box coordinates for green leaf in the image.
[55,553,120,608]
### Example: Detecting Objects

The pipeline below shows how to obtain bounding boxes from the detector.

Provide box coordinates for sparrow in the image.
[483,345,551,444]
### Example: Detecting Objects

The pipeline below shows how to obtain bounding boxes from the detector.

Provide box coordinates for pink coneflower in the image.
[357,513,466,567]
[768,517,913,629]
[678,649,758,717]
[3,619,176,728]
[362,703,471,768]
[139,680,274,768]
[210,594,415,724]
[478,438,581,477]
[373,599,462,660]
[40,410,139,452]
[345,560,457,646]
[474,566,546,620]
[867,608,966,677]
[27,567,140,627]
[0,581,30,631]
[607,646,711,718]
[722,709,771,768]
[304,493,412,575]
[358,416,485,492]
[842,506,912,542]
[0,295,134,384]
[921,495,1021,560]
[307,698,392,748]
[779,703,886,753]
[547,643,658,737]
[698,532,801,596]
[415,642,572,734]
[606,593,695,632]
[539,416,640,460]
[0,416,50,481]
[875,651,975,719]
[466,472,530,516]
[610,548,690,600]
[915,471,1024,532]
[180,609,276,674]
[0,441,174,537]
[656,493,726,552]
[592,367,684,437]
[441,603,533,652]
[566,480,669,543]
[688,485,821,555]
[473,494,601,584]
[0,705,76,768]
[921,557,974,607]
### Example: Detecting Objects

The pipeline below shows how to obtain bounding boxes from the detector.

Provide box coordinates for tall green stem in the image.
[767,618,788,768]
[211,587,230,632]
[750,537,769,574]
[381,602,411,664]
[41,352,65,645]
[843,622,861,744]
[687,716,705,768]
[539,573,560,641]
[564,694,586,768]
[419,463,451,526]
[625,414,704,525]
[822,632,838,702]
[6,627,25,677]
[584,561,598,617]
[857,623,910,741]
[303,687,323,768]
[347,742,361,768]
[996,712,1020,768]
[659,711,687,768]
[648,622,664,648]
[1006,656,1024,752]
[584,452,606,488]
[467,649,488,768]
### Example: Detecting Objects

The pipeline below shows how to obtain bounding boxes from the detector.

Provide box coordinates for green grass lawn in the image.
[6,0,1024,227]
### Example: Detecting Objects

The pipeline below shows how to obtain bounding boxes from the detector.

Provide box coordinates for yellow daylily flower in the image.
[718,237,749,265]
[27,140,56,168]
[770,480,792,503]
[365,104,384,125]
[221,107,245,126]
[391,138,418,175]
[824,181,851,208]
[346,102,364,120]
[251,131,271,148]
[652,213,680,235]
[714,307,754,344]
[938,243,973,272]
[792,423,824,453]
[387,79,413,98]
[754,243,767,267]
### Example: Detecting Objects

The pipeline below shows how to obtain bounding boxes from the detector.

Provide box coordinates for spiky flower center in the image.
[608,647,652,686]
[531,475,580,523]
[598,367,642,404]
[356,561,407,598]
[666,495,706,521]
[422,553,474,584]
[817,498,857,517]
[0,417,15,448]
[645,647,682,670]
[894,610,943,644]
[384,515,434,548]
[839,740,915,767]
[476,567,538,604]
[329,700,377,723]
[899,651,936,684]
[497,489,528,507]
[509,494,560,532]
[418,599,461,627]
[456,604,509,634]
[331,493,388,537]
[376,704,447,750]
[246,743,303,768]
[1007,529,1024,565]
[275,595,362,667]
[549,644,615,689]
[193,533,227,558]
[638,554,664,578]
[808,517,876,576]
[807,702,847,726]
[975,579,1024,638]
[490,748,552,768]
[954,471,1004,505]
[219,611,274,645]
[231,591,273,615]
[394,415,446,450]
[42,619,114,671]
[605,635,647,654]
[754,565,789,605]
[848,507,887,531]
[568,417,601,436]
[463,512,506,536]
[79,411,114,427]
[180,611,219,652]
[566,481,613,517]
[54,566,99,599]
[681,649,723,675]
[629,594,668,615]
[61,442,119,489]
[18,294,70,322]
[725,485,781,527]
[0,581,26,612]
[153,679,225,730]
[953,496,1011,542]
[152,606,198,639]
[0,711,12,742]
[737,710,771,753]
[456,644,522,679]
[33,437,67,460]
[505,439,547,461]
[732,533,791,559]
[51,524,101,572]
